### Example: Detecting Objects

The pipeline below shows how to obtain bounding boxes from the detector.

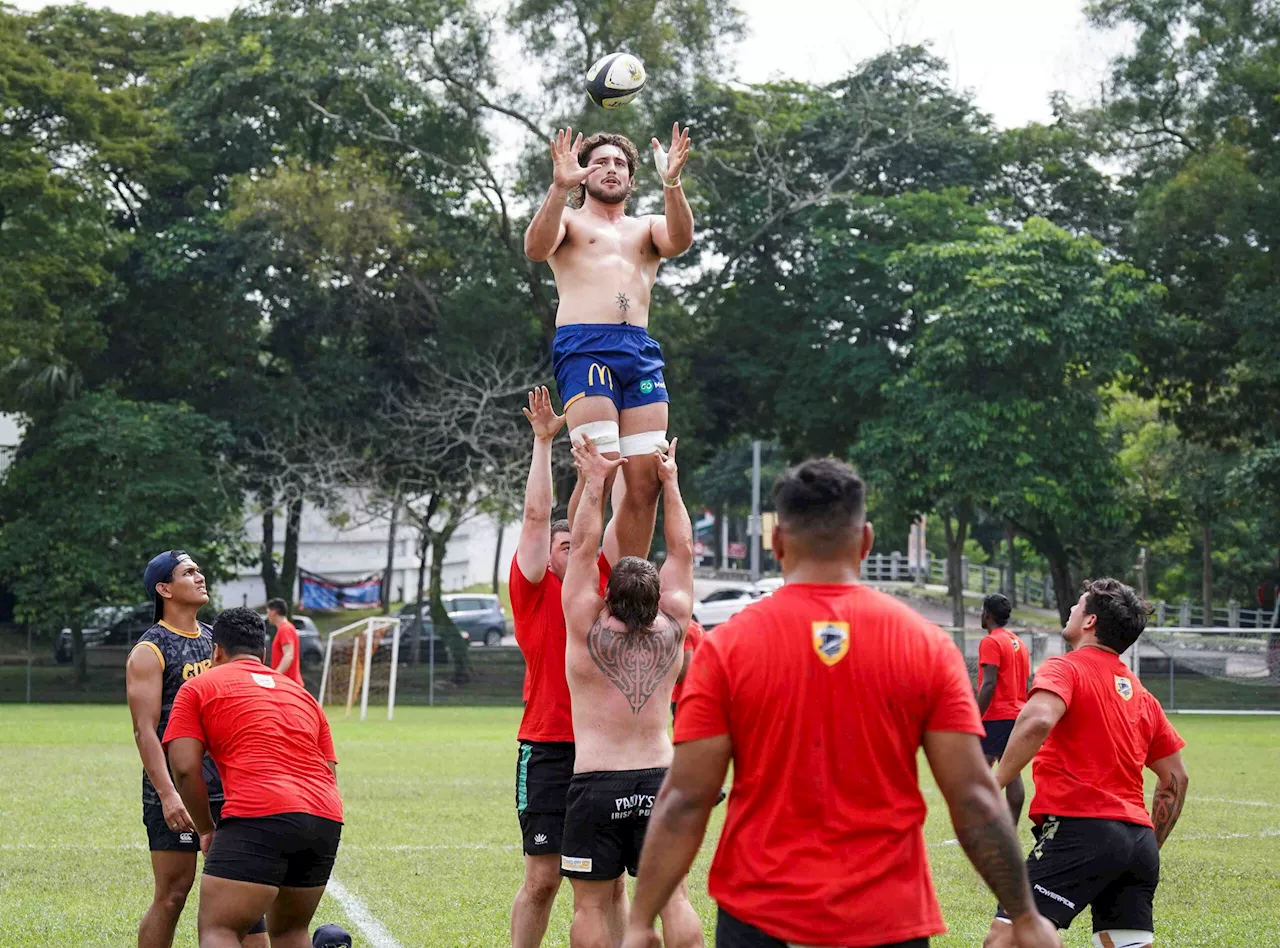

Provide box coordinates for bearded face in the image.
[583,144,633,205]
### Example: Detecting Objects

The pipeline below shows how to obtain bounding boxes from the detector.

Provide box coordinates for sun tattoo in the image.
[616,293,631,313]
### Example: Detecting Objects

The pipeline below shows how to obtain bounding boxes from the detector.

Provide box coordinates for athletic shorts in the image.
[715,908,928,948]
[516,741,575,856]
[203,812,343,889]
[996,815,1159,931]
[980,719,1017,759]
[143,798,228,852]
[552,323,668,413]
[560,767,666,880]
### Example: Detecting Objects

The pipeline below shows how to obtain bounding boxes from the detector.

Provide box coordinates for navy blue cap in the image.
[144,550,192,623]
[312,924,353,948]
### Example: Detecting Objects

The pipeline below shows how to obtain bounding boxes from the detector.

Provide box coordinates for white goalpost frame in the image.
[1136,625,1280,715]
[317,616,402,721]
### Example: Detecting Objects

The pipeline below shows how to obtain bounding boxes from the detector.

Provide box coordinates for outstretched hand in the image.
[654,437,678,484]
[572,435,626,482]
[552,127,592,191]
[1011,913,1062,948]
[652,122,692,185]
[522,386,564,441]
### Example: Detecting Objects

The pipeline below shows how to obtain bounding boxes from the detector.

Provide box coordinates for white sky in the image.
[12,0,1130,130]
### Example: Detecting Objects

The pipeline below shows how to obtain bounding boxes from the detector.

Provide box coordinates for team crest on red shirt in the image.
[812,621,850,666]
[1114,675,1133,701]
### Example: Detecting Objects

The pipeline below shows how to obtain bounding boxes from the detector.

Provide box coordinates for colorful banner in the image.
[299,570,383,611]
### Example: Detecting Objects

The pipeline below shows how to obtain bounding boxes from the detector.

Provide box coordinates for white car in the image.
[693,587,761,628]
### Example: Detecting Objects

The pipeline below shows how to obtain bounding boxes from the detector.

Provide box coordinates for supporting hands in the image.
[522,386,564,442]
[552,127,593,191]
[571,435,626,483]
[654,437,678,485]
[652,122,692,187]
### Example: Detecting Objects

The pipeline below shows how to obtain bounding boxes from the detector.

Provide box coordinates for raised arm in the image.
[649,123,693,258]
[525,128,591,261]
[126,645,194,836]
[515,387,565,583]
[563,437,625,635]
[654,439,693,626]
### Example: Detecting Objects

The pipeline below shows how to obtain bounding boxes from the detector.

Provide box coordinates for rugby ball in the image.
[586,52,647,109]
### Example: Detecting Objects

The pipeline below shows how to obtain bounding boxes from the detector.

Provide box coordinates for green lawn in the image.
[0,708,1277,947]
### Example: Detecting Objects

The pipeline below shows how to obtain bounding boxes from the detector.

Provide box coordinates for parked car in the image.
[55,602,152,663]
[397,594,509,647]
[692,587,761,629]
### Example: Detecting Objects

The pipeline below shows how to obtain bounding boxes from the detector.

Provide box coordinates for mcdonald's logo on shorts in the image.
[587,363,613,389]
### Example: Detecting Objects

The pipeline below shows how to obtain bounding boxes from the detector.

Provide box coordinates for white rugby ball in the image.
[586,52,647,109]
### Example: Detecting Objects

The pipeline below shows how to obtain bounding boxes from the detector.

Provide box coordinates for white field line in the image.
[930,827,1280,849]
[0,841,517,852]
[324,877,404,948]
[1190,795,1280,808]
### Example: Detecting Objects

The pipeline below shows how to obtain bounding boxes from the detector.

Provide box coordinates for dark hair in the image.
[606,556,661,632]
[983,593,1012,626]
[570,132,640,208]
[549,519,571,542]
[212,607,267,658]
[265,598,288,616]
[772,458,867,556]
[1084,578,1152,653]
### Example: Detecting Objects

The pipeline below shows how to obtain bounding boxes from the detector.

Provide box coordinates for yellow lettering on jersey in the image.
[182,659,212,681]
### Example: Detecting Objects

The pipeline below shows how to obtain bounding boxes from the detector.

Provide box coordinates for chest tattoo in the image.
[586,615,681,714]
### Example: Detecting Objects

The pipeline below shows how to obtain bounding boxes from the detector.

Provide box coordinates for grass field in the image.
[1,707,1277,947]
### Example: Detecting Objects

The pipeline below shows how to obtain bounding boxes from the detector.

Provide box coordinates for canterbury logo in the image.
[587,363,613,389]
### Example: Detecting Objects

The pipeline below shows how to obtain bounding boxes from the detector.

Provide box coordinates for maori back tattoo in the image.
[586,613,682,714]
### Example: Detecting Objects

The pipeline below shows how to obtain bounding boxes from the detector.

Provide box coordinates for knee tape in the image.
[569,420,620,455]
[1093,932,1153,948]
[618,430,669,458]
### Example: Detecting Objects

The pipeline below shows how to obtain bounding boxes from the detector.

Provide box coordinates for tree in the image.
[0,393,246,683]
[860,218,1164,624]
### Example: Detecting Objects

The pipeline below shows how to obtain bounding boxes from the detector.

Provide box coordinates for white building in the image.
[0,414,22,478]
[217,492,518,610]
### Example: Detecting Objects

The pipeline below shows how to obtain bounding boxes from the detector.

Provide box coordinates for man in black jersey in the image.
[124,550,267,948]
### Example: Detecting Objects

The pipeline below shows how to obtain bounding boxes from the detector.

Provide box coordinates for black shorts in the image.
[980,719,1017,759]
[997,816,1159,931]
[516,741,575,856]
[143,798,228,852]
[560,767,665,881]
[203,812,343,889]
[716,908,927,948]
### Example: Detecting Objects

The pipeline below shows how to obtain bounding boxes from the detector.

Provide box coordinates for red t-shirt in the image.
[162,660,342,822]
[1028,647,1184,827]
[675,583,984,946]
[977,628,1030,721]
[512,552,613,742]
[670,620,706,707]
[270,620,304,686]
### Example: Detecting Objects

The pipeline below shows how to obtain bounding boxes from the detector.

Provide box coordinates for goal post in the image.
[318,617,402,721]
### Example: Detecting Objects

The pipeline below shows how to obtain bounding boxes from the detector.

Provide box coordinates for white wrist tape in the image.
[569,421,620,455]
[653,143,677,187]
[618,430,669,458]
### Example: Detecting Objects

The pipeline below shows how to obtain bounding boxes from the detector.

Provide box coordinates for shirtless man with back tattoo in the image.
[524,124,693,560]
[558,437,702,948]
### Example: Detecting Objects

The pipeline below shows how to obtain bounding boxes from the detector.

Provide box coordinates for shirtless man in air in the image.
[524,123,693,559]
[559,437,702,948]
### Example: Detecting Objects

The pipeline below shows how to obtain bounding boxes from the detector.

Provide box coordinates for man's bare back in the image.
[568,607,684,773]
[549,209,662,328]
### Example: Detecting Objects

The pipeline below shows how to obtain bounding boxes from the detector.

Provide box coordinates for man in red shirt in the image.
[266,598,304,688]
[977,593,1031,823]
[621,458,1059,948]
[985,579,1189,948]
[509,387,622,948]
[163,607,343,948]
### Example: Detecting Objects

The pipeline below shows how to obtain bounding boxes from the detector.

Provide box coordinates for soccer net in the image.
[318,617,402,721]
